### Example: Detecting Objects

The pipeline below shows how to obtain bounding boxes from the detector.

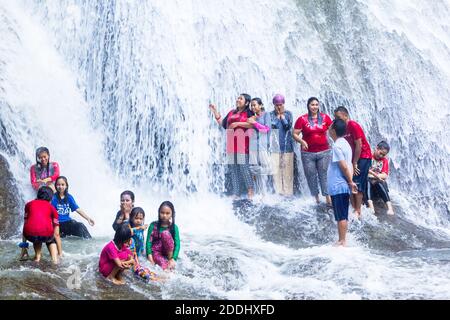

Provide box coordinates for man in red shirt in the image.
[334,106,372,218]
[22,186,59,263]
[367,141,394,215]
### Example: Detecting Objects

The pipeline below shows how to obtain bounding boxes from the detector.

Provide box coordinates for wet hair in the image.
[155,201,176,240]
[130,207,145,228]
[37,186,54,202]
[54,176,69,204]
[251,97,265,111]
[331,119,347,137]
[113,224,132,248]
[240,93,251,107]
[35,146,51,177]
[120,190,135,202]
[307,97,323,126]
[334,106,349,116]
[377,141,390,152]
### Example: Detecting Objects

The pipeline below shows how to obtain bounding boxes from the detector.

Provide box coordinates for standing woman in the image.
[30,147,60,193]
[209,94,255,199]
[293,97,333,205]
[247,97,272,194]
[269,94,295,196]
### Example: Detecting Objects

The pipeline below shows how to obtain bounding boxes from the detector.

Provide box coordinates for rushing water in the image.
[0,0,450,299]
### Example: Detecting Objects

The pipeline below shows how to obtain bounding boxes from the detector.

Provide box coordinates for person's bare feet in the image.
[387,209,395,215]
[20,249,29,261]
[111,277,125,285]
[334,240,346,247]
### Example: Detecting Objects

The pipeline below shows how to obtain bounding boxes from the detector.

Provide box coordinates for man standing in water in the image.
[334,106,372,219]
[327,119,357,246]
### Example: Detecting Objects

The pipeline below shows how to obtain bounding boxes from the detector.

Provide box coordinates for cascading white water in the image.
[22,0,450,224]
[1,0,450,299]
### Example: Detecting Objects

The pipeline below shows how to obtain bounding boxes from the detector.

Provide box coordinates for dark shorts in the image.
[24,235,56,245]
[60,220,92,239]
[331,193,350,221]
[353,158,371,194]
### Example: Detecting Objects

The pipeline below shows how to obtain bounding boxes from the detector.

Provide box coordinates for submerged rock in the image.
[0,154,21,238]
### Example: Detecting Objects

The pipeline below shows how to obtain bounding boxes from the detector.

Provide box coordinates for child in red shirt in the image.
[22,186,59,264]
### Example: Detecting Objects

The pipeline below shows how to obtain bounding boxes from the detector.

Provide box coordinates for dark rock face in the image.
[0,154,21,238]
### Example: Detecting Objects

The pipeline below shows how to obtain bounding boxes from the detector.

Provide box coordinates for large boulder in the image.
[0,154,21,238]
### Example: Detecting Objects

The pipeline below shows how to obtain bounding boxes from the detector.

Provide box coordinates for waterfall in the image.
[15,0,448,225]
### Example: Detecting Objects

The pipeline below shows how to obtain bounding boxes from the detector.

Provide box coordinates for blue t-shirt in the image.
[51,194,80,223]
[327,137,353,196]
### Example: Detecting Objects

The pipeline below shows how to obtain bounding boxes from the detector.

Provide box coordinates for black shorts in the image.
[353,158,371,194]
[24,235,56,245]
[59,220,92,239]
[331,193,350,221]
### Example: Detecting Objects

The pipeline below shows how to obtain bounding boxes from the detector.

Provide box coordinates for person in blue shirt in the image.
[327,119,357,246]
[269,94,294,196]
[51,176,95,253]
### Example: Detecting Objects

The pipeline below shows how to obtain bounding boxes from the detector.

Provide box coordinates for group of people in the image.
[20,147,180,285]
[210,94,394,245]
[102,191,180,284]
[22,147,95,263]
[18,94,393,278]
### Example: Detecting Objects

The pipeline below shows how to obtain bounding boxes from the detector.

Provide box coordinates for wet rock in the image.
[233,199,336,249]
[0,154,21,238]
[233,198,450,252]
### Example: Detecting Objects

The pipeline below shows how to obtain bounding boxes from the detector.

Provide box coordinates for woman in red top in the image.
[209,94,255,199]
[22,186,59,264]
[293,97,333,205]
[30,147,60,193]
